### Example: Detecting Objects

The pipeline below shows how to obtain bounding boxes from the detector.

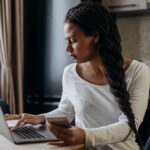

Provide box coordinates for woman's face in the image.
[64,22,99,63]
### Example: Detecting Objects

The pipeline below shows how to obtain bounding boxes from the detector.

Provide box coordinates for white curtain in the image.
[0,0,24,113]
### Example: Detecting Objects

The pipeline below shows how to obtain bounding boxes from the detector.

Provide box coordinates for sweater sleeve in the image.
[43,92,75,123]
[43,66,75,123]
[84,63,150,147]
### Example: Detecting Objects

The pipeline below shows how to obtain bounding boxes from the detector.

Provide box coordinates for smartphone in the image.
[47,116,71,128]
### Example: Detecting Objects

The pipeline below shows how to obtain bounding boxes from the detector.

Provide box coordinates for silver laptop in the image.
[0,107,57,144]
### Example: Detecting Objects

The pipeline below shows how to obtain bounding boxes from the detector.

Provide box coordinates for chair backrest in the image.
[145,137,150,150]
[137,60,150,144]
[138,86,150,145]
[0,100,10,114]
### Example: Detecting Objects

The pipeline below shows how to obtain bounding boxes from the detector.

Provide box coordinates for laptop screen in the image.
[0,107,14,142]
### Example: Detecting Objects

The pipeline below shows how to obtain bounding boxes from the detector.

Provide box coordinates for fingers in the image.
[49,123,72,136]
[52,128,69,141]
[11,114,30,130]
[59,128,72,135]
[48,124,72,144]
[47,140,66,146]
[11,119,33,131]
[11,118,25,130]
[5,114,22,120]
[10,114,42,130]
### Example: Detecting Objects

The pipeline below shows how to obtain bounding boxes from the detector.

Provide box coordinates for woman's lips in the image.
[69,54,77,59]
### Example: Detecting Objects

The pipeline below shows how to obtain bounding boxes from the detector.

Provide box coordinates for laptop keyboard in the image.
[13,126,45,139]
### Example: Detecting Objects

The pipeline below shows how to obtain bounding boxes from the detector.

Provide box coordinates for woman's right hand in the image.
[5,113,46,130]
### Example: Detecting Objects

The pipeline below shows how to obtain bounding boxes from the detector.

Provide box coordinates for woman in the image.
[6,0,150,149]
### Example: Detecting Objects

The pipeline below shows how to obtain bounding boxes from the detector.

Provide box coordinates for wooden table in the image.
[0,134,84,150]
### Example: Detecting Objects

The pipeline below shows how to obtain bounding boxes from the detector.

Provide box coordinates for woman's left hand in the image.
[47,123,85,146]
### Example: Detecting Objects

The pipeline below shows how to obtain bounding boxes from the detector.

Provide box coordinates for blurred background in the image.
[0,0,150,144]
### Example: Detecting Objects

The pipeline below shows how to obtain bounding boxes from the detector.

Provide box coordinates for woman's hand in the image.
[5,113,46,130]
[47,123,85,146]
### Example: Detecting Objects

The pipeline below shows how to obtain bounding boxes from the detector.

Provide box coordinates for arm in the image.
[5,67,75,128]
[84,63,150,147]
[43,66,75,123]
[43,92,75,123]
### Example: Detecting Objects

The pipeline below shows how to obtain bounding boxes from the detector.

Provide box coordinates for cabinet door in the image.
[102,0,147,12]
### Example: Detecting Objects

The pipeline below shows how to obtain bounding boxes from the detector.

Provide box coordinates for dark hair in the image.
[65,1,143,149]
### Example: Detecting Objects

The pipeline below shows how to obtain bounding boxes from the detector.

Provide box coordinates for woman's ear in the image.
[93,32,100,44]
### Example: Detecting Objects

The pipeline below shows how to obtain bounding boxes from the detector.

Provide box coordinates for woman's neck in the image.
[84,56,105,76]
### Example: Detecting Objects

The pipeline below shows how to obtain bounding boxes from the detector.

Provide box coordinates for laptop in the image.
[0,107,57,144]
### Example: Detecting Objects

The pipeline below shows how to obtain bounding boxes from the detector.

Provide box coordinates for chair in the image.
[0,100,10,114]
[139,91,150,145]
[145,137,150,150]
[138,61,150,145]
[0,64,10,114]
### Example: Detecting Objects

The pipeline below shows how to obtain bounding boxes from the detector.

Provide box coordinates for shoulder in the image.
[126,60,150,78]
[126,60,150,89]
[62,63,78,90]
[63,63,76,75]
[62,63,77,82]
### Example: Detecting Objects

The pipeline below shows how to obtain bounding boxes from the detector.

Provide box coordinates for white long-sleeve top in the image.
[44,60,150,150]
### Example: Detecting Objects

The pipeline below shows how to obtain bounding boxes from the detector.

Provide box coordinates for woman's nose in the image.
[65,43,73,52]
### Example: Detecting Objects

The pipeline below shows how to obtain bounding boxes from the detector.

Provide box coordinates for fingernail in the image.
[20,122,25,126]
[11,127,15,131]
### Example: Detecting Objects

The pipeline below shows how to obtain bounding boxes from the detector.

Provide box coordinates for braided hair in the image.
[65,1,143,149]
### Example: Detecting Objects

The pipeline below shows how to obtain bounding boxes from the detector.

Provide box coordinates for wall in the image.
[44,0,80,96]
[117,15,150,64]
[24,0,80,97]
[24,0,81,113]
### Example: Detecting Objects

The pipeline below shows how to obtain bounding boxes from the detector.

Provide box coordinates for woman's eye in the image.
[70,39,77,43]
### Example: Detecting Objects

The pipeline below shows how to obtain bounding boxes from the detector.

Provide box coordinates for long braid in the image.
[100,36,143,149]
[98,6,143,148]
[65,1,143,149]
